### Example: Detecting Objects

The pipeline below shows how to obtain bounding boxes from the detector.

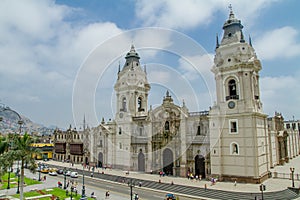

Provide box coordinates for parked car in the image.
[57,169,64,174]
[70,172,78,178]
[41,168,49,173]
[66,170,71,176]
[49,171,58,176]
[165,193,176,200]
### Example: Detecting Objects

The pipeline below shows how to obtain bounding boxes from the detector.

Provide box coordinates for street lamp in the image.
[16,120,23,195]
[38,164,41,181]
[80,151,87,200]
[7,167,11,189]
[128,179,135,200]
[290,167,295,188]
[259,184,266,200]
[16,167,20,194]
[70,186,74,200]
[63,167,67,189]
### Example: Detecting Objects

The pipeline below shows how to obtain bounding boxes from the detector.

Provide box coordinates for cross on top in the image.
[228,4,233,12]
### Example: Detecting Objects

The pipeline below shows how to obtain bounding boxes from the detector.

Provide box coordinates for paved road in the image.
[15,169,199,200]
[2,164,299,200]
[45,163,300,200]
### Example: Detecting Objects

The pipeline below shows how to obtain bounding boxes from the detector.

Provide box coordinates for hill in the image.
[0,105,55,136]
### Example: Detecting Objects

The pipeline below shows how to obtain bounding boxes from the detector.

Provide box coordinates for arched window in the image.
[228,79,237,96]
[197,125,201,135]
[230,142,239,155]
[119,127,122,135]
[121,97,127,111]
[165,121,170,131]
[137,97,144,111]
[253,76,259,100]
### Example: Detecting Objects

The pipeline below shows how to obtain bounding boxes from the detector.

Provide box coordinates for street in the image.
[23,169,201,200]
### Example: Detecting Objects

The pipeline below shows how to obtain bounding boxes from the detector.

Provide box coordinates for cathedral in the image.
[53,10,300,183]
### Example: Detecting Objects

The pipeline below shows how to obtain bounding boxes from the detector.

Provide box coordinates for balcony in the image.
[55,148,66,153]
[226,95,239,101]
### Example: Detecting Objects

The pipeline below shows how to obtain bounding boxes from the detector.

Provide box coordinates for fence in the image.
[273,172,300,180]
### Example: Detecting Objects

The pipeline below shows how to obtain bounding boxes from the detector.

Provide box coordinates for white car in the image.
[66,171,71,176]
[70,172,78,178]
[49,171,58,176]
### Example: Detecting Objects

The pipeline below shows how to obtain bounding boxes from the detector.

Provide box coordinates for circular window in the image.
[228,33,232,37]
[228,58,231,62]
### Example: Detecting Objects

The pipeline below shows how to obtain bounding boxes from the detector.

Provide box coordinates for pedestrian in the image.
[134,193,139,200]
[204,184,207,191]
[105,190,110,199]
[234,180,237,186]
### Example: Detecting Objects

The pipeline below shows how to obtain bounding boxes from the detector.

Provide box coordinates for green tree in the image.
[11,133,38,200]
[0,135,8,154]
[0,135,9,183]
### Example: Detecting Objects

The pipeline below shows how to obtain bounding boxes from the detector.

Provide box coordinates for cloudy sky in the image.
[0,0,300,128]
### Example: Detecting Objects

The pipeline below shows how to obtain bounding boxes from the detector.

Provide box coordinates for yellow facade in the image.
[31,143,54,160]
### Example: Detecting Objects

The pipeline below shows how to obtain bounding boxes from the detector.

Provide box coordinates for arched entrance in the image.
[195,155,206,178]
[163,148,173,175]
[98,152,103,168]
[138,152,145,171]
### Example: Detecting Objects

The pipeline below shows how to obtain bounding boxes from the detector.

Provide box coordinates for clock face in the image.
[228,101,235,109]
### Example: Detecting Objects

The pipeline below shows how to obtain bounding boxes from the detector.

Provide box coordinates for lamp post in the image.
[259,184,266,200]
[128,179,135,200]
[80,165,86,200]
[63,167,67,189]
[290,167,295,188]
[80,151,87,200]
[7,167,11,189]
[16,167,20,194]
[38,164,41,181]
[70,186,74,200]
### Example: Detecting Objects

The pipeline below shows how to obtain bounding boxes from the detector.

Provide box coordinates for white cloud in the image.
[135,0,281,30]
[178,54,214,80]
[255,26,300,60]
[261,75,300,119]
[0,0,124,127]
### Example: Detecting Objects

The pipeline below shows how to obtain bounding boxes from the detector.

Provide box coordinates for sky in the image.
[0,0,300,129]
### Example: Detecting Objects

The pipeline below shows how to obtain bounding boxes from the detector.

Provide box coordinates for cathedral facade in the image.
[53,10,300,183]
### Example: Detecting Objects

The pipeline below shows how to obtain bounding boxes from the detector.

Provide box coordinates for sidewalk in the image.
[46,156,300,194]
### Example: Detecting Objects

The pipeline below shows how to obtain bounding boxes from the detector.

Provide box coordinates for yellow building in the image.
[31,143,54,160]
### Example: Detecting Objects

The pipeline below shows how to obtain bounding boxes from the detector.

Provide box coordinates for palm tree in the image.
[0,135,9,183]
[12,133,38,200]
[0,135,8,154]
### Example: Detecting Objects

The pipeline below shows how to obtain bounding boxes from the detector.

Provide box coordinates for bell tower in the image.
[209,7,270,183]
[113,45,150,169]
[114,44,150,119]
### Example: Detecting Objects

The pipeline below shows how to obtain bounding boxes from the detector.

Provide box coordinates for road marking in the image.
[106,185,115,189]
